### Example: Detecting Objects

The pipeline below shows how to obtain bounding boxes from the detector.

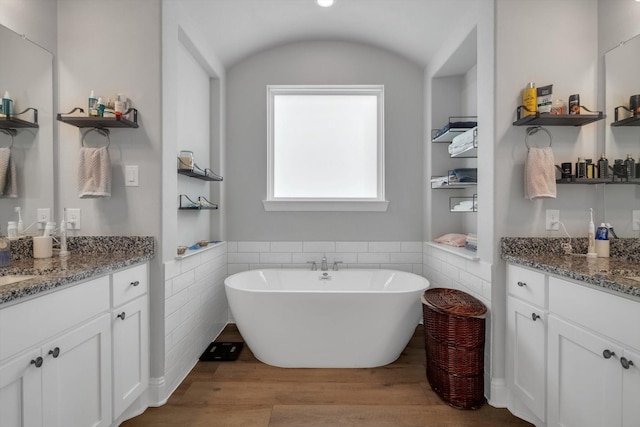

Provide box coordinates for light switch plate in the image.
[36,208,51,230]
[67,208,81,230]
[125,165,139,187]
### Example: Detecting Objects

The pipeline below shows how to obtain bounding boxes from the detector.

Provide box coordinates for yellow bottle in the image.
[522,82,537,117]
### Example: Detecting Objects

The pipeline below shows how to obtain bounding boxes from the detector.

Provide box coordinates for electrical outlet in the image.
[37,208,51,230]
[67,208,81,230]
[633,210,640,231]
[546,209,560,231]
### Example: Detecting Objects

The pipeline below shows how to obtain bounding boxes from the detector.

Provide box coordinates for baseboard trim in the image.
[488,377,507,408]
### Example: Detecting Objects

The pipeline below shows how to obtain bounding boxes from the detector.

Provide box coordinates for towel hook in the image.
[0,129,17,148]
[81,127,110,148]
[525,126,552,150]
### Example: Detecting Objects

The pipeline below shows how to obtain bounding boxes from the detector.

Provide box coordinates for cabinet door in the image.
[42,314,112,427]
[548,316,622,427]
[622,348,640,427]
[0,349,43,427]
[112,296,149,419]
[507,297,546,421]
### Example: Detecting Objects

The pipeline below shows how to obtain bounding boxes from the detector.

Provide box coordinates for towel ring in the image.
[0,129,17,148]
[82,128,110,148]
[525,126,552,150]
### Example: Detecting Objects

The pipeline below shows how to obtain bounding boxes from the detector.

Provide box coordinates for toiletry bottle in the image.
[96,97,105,117]
[2,91,13,116]
[550,99,564,115]
[585,159,594,179]
[114,93,127,117]
[569,94,580,115]
[6,222,17,239]
[0,226,11,267]
[614,159,625,180]
[598,153,609,178]
[595,223,610,258]
[587,208,597,258]
[624,154,636,180]
[522,83,537,117]
[88,90,99,117]
[576,157,586,179]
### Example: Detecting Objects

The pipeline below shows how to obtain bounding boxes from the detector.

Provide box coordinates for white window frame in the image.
[263,85,388,212]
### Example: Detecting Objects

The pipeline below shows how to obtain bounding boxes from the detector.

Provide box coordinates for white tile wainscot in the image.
[161,242,228,401]
[226,241,424,276]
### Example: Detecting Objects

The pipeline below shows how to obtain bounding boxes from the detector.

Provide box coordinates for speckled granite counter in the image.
[0,236,155,306]
[502,237,640,299]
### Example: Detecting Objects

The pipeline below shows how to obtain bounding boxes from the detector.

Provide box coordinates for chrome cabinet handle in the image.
[130,280,140,287]
[117,312,126,320]
[531,313,540,321]
[30,357,43,368]
[603,349,616,359]
[621,357,635,370]
[48,347,60,358]
[517,281,527,287]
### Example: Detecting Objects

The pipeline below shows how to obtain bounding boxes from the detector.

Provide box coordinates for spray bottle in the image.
[587,208,597,258]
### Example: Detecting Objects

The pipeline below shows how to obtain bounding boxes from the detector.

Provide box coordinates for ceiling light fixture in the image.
[317,0,335,7]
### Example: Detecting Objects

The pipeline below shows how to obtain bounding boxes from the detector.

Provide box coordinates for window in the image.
[264,85,388,211]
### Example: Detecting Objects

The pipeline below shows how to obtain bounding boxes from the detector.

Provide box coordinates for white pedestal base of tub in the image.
[225,269,430,368]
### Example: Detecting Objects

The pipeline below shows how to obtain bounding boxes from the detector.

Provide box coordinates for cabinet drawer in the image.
[0,276,110,362]
[549,276,640,350]
[112,263,148,307]
[507,264,547,308]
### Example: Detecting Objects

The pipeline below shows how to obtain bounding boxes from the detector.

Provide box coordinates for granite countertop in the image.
[0,236,155,306]
[502,237,640,299]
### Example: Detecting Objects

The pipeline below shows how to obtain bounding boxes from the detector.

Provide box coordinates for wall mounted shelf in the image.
[178,194,218,210]
[432,116,478,143]
[0,108,39,131]
[611,116,640,127]
[513,106,604,126]
[57,107,139,129]
[556,178,640,185]
[177,167,223,182]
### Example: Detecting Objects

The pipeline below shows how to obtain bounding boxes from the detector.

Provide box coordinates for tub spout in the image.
[321,257,328,271]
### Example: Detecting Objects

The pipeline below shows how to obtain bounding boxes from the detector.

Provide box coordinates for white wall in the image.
[226,40,424,242]
[0,0,57,54]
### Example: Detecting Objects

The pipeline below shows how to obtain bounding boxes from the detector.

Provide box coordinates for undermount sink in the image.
[0,275,36,286]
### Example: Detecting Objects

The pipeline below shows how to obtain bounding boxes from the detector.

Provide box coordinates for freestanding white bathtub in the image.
[224,269,430,368]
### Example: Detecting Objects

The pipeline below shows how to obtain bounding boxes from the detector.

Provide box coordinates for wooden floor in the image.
[122,325,533,427]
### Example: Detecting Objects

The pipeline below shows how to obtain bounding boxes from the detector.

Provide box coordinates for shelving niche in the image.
[427,28,479,259]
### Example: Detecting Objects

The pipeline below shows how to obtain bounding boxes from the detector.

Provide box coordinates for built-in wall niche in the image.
[0,24,54,226]
[604,33,640,237]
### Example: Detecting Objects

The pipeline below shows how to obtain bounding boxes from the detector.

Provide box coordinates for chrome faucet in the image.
[321,256,328,271]
[307,261,317,271]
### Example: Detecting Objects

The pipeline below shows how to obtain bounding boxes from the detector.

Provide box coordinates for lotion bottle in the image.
[587,208,597,258]
[522,82,537,117]
[88,90,98,117]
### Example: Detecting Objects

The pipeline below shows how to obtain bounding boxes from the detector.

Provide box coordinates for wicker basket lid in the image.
[422,288,487,318]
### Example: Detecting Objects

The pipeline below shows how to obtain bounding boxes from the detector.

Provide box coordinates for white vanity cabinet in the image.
[111,263,149,420]
[547,276,640,427]
[506,265,547,423]
[507,264,640,427]
[0,276,112,427]
[0,262,150,427]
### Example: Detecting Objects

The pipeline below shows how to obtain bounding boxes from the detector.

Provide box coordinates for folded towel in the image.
[78,146,111,198]
[0,148,17,198]
[524,147,556,200]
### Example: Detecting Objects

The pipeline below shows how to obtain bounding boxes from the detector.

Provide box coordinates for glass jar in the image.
[178,150,194,171]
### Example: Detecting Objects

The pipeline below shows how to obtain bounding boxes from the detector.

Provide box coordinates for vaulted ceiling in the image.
[178,0,480,68]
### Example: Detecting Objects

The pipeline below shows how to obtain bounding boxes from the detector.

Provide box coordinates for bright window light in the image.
[265,85,387,212]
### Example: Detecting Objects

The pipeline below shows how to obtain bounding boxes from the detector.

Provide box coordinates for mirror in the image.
[604,33,640,237]
[0,24,54,234]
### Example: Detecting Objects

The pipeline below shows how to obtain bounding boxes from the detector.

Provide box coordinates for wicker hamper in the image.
[422,288,487,409]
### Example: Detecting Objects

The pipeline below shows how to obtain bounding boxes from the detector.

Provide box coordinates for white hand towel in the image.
[524,146,556,200]
[0,147,17,198]
[78,146,111,198]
